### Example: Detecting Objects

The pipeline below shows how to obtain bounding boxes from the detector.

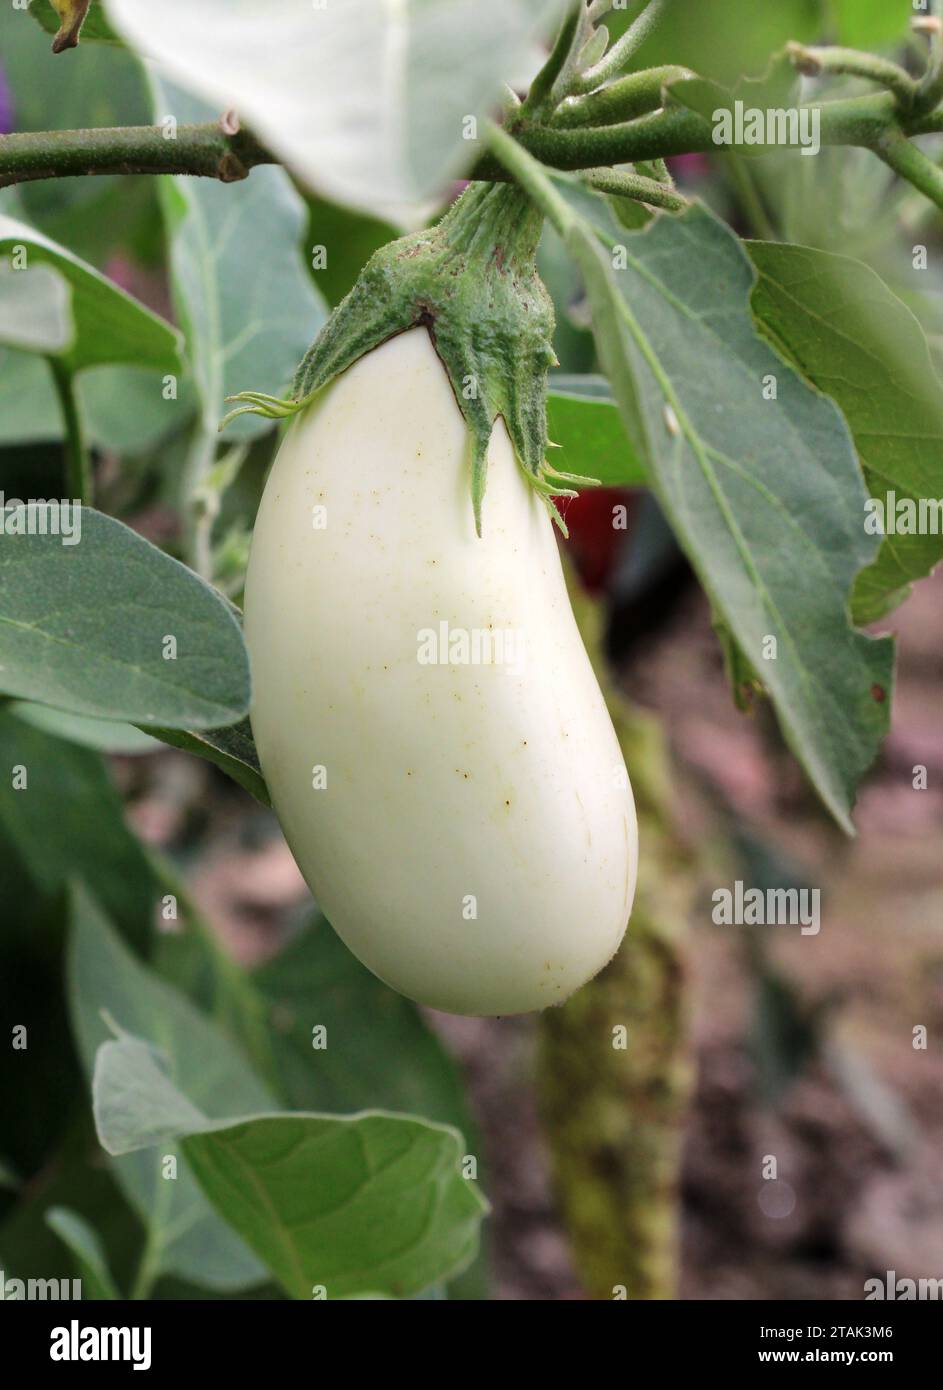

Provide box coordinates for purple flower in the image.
[0,65,13,135]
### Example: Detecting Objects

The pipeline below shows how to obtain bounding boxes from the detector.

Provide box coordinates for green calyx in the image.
[224,181,593,535]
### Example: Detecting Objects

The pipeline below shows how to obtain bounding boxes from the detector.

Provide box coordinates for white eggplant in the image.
[244,326,637,1016]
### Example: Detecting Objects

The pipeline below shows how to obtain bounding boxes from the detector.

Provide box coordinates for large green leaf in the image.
[0,263,72,354]
[547,376,645,485]
[107,0,561,222]
[556,183,892,831]
[93,1031,487,1299]
[69,886,274,1291]
[0,505,249,729]
[151,79,328,438]
[747,241,943,624]
[0,216,181,375]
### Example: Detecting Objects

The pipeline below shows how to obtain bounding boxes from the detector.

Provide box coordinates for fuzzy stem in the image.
[554,65,691,128]
[523,4,583,116]
[582,165,688,211]
[0,122,272,188]
[786,42,918,109]
[573,0,671,95]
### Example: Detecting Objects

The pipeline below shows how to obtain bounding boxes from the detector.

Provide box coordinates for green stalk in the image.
[554,65,692,129]
[573,0,671,94]
[787,43,918,109]
[873,127,943,212]
[582,166,688,211]
[48,357,91,502]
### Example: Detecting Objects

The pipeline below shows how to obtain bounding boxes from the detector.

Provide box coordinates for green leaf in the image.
[0,1158,20,1192]
[29,0,122,45]
[9,700,160,754]
[109,0,561,222]
[831,0,913,49]
[0,263,73,354]
[0,351,61,444]
[93,1031,487,1300]
[632,0,821,86]
[747,241,943,624]
[0,710,155,946]
[0,505,250,729]
[557,184,892,831]
[151,79,328,438]
[69,885,275,1291]
[256,917,478,1128]
[146,719,269,804]
[547,376,646,485]
[45,1207,120,1299]
[0,216,181,375]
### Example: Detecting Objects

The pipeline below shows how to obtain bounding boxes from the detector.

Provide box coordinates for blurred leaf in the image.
[0,1158,20,1191]
[0,350,61,444]
[151,79,329,439]
[0,710,155,946]
[748,241,943,624]
[45,1207,120,1299]
[108,0,560,222]
[29,0,121,45]
[0,216,181,374]
[633,0,822,86]
[830,0,913,49]
[8,700,160,754]
[547,376,645,484]
[0,505,250,729]
[305,194,397,308]
[0,263,72,354]
[69,886,273,1291]
[555,179,892,831]
[93,1030,487,1300]
[79,365,196,455]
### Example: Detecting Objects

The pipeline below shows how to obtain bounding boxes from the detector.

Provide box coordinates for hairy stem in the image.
[554,65,692,128]
[0,121,272,188]
[582,165,688,211]
[573,0,671,95]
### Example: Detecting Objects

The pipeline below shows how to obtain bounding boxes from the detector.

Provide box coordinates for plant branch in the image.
[48,358,91,503]
[582,166,688,211]
[474,92,943,179]
[914,16,943,114]
[0,121,273,189]
[522,4,583,116]
[873,127,943,212]
[786,42,918,109]
[554,65,692,128]
[573,0,671,95]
